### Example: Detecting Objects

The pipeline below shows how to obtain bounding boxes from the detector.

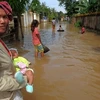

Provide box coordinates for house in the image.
[9,10,40,28]
[22,10,40,27]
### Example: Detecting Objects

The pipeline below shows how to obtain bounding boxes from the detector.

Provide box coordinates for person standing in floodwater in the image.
[81,26,85,34]
[52,18,56,32]
[31,19,44,57]
[0,1,29,100]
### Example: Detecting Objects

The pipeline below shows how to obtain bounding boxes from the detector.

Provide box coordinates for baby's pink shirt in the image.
[16,62,27,74]
[32,27,40,45]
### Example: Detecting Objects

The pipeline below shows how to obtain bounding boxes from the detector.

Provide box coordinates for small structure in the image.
[9,10,40,28]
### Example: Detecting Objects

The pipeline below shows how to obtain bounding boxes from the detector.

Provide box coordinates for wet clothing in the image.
[0,39,27,100]
[32,27,41,45]
[34,44,44,53]
[81,27,85,34]
[52,19,56,25]
[52,19,56,29]
[32,27,44,53]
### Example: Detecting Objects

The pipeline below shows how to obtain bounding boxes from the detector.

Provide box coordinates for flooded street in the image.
[10,22,100,100]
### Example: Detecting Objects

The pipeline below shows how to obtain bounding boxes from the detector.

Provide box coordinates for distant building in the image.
[22,10,40,27]
[9,10,40,28]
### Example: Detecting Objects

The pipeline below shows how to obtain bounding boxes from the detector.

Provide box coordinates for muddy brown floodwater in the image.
[9,22,100,100]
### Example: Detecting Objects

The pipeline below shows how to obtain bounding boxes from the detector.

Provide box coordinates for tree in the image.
[39,2,48,18]
[58,11,64,21]
[58,0,100,16]
[29,0,41,13]
[29,1,58,22]
[58,0,78,17]
[8,0,29,40]
[76,0,96,14]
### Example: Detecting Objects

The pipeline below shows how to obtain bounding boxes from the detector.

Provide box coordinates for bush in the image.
[74,20,82,27]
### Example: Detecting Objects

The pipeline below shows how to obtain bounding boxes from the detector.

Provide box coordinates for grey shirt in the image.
[0,41,27,100]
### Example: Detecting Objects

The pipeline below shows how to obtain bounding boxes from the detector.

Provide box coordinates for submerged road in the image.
[9,21,100,100]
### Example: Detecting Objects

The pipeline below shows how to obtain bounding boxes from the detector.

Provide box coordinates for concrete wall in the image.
[9,11,40,28]
[22,11,40,27]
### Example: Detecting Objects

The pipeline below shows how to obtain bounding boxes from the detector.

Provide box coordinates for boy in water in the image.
[81,26,85,34]
[52,18,56,32]
[59,25,63,30]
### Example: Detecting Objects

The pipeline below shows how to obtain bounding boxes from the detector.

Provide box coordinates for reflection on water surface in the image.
[10,22,100,100]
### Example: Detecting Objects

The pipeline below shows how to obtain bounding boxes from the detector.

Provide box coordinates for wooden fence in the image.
[74,13,100,31]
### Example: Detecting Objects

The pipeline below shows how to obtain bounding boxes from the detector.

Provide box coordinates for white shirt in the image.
[52,19,56,25]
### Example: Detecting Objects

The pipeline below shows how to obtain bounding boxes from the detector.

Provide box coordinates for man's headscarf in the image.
[0,1,12,21]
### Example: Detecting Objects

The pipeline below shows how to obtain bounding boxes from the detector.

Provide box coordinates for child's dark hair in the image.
[31,19,39,32]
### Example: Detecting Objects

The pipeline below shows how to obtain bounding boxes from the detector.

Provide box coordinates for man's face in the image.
[0,8,9,36]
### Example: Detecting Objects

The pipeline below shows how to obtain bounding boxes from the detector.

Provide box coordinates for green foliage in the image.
[58,11,64,20]
[77,0,98,14]
[74,20,82,27]
[58,0,79,17]
[8,0,29,16]
[58,0,100,16]
[29,1,61,21]
[7,0,29,39]
[29,0,41,13]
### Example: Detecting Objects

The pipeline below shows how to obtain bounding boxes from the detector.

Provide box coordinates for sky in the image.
[40,0,66,13]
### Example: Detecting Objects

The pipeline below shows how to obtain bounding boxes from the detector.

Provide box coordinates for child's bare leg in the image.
[34,46,38,57]
[35,51,38,57]
[40,51,44,57]
[25,70,34,85]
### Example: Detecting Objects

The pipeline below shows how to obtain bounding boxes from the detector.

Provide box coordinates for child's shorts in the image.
[34,44,44,53]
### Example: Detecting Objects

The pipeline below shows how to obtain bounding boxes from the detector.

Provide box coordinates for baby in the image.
[10,48,34,93]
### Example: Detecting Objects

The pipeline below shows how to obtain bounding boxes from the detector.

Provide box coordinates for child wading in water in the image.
[59,25,63,30]
[31,19,44,57]
[52,18,56,32]
[81,26,85,34]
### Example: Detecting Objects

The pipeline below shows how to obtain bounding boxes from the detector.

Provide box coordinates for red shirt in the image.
[32,27,40,45]
[82,27,85,33]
